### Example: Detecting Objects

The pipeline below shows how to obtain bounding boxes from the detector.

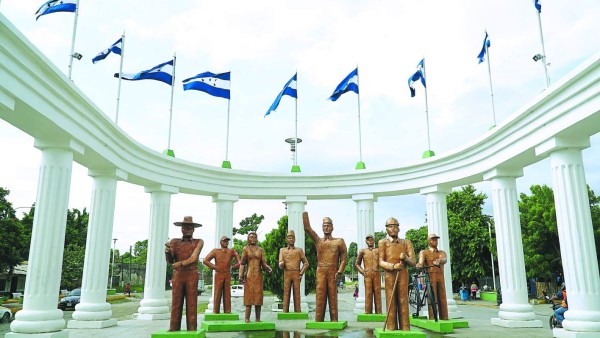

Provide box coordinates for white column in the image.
[135,185,178,320]
[483,169,542,328]
[421,185,461,319]
[9,139,83,338]
[352,193,377,315]
[69,169,127,329]
[206,194,238,313]
[286,196,308,311]
[537,137,600,337]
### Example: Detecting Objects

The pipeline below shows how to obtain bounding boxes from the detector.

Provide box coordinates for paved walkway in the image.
[2,291,559,337]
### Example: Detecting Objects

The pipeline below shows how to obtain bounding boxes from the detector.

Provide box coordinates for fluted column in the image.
[136,185,178,320]
[483,169,542,328]
[420,185,461,319]
[286,196,308,311]
[352,193,377,314]
[9,139,83,337]
[537,137,600,337]
[206,194,238,313]
[68,169,127,329]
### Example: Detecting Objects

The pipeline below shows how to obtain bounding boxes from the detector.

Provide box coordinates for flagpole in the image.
[422,58,434,158]
[485,33,497,127]
[222,70,232,169]
[292,71,301,172]
[115,32,125,125]
[356,66,365,170]
[166,53,176,157]
[67,0,80,80]
[536,9,550,88]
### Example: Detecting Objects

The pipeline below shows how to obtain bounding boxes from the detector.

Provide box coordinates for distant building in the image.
[0,263,27,298]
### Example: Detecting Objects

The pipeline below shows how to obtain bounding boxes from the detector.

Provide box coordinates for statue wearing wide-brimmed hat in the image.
[165,216,204,331]
[278,230,309,313]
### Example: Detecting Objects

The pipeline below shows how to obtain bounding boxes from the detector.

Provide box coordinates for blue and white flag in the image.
[408,59,426,97]
[35,0,77,20]
[117,59,174,85]
[182,71,231,99]
[328,68,359,101]
[477,32,491,64]
[92,37,123,64]
[534,0,542,13]
[265,74,297,117]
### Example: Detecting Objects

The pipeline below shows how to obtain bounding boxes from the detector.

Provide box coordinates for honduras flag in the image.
[534,0,542,13]
[92,38,123,64]
[408,59,426,98]
[477,32,491,64]
[35,0,77,20]
[265,74,297,117]
[182,72,231,99]
[117,59,174,85]
[329,68,359,101]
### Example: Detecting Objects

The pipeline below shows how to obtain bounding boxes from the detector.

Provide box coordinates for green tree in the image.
[61,208,89,289]
[263,215,288,300]
[344,242,358,275]
[405,226,428,254]
[304,230,317,295]
[374,231,386,246]
[0,188,30,285]
[233,213,264,236]
[133,239,148,264]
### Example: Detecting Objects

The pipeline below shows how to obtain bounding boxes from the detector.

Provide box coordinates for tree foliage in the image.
[61,208,89,289]
[405,226,428,254]
[233,213,264,236]
[263,215,287,300]
[374,231,387,246]
[0,188,30,277]
[344,242,357,275]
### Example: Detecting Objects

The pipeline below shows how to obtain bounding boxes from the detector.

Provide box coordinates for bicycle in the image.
[408,266,438,321]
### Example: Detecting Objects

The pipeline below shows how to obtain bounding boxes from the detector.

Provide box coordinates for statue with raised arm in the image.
[378,217,416,331]
[239,231,272,323]
[355,234,382,314]
[278,230,309,313]
[203,235,241,314]
[302,211,348,322]
[416,233,448,320]
[164,216,204,331]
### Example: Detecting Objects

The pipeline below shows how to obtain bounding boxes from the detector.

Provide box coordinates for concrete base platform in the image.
[357,313,387,322]
[203,313,239,321]
[447,319,469,328]
[67,318,118,329]
[151,329,205,337]
[6,331,69,338]
[201,321,275,332]
[306,321,348,329]
[554,328,600,338]
[491,317,543,328]
[277,312,309,320]
[134,313,170,320]
[409,317,454,333]
[374,328,426,338]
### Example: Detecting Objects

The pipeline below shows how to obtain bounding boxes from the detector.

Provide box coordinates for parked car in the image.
[58,288,81,310]
[231,285,244,297]
[0,306,12,323]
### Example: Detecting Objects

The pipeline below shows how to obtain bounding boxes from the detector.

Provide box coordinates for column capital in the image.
[144,185,179,194]
[483,168,524,181]
[420,185,451,195]
[535,136,590,157]
[34,138,85,156]
[285,196,307,203]
[88,168,128,181]
[352,193,377,202]
[212,194,239,203]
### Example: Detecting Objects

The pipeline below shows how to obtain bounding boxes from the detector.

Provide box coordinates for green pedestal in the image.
[151,329,205,338]
[409,317,454,333]
[422,150,435,158]
[374,328,426,338]
[201,321,275,332]
[306,321,347,329]
[203,313,239,321]
[291,165,301,173]
[221,160,232,169]
[106,289,116,295]
[447,319,469,328]
[355,161,366,170]
[357,313,387,322]
[278,312,309,320]
[163,149,175,157]
[480,291,497,301]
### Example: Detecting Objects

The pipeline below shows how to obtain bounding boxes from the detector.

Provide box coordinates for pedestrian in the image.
[124,282,131,297]
[353,284,359,299]
[470,282,478,300]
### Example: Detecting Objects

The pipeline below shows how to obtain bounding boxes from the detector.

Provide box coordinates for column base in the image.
[491,318,543,328]
[6,332,69,338]
[134,313,170,320]
[67,318,117,329]
[554,328,600,338]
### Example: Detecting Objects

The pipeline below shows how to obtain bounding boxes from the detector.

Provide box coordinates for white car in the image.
[231,285,244,297]
[0,306,12,323]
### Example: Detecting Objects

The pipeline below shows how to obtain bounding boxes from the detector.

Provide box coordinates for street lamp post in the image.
[487,221,497,291]
[109,238,117,289]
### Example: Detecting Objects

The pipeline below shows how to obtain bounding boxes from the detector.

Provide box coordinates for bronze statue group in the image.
[165,213,448,332]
